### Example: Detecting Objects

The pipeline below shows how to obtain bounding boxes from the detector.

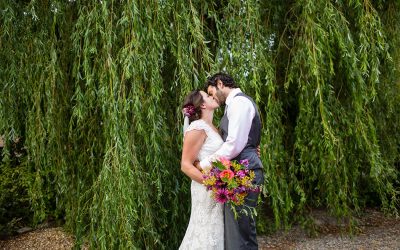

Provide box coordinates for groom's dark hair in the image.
[205,72,238,89]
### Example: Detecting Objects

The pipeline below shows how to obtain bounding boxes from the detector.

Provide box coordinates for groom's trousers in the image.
[224,168,264,250]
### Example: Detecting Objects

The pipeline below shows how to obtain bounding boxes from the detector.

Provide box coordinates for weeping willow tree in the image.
[1,0,399,248]
[281,0,400,223]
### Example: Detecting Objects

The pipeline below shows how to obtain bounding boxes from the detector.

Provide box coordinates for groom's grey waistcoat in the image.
[220,92,263,170]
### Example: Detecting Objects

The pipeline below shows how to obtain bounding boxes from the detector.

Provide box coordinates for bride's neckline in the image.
[199,119,220,135]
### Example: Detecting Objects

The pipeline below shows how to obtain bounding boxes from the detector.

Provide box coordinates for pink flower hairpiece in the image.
[183,104,196,117]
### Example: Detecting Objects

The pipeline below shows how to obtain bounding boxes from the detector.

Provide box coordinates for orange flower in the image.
[220,169,234,181]
[219,157,231,168]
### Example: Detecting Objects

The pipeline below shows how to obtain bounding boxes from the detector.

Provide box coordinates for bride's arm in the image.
[181,129,207,184]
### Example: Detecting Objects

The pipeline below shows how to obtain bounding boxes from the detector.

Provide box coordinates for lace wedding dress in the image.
[179,119,224,250]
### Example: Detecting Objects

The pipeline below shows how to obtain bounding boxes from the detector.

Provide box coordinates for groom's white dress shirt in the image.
[199,88,255,169]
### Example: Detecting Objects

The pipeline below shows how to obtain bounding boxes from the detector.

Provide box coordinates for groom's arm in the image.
[199,97,255,168]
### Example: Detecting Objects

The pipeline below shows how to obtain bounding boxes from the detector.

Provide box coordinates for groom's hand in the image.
[257,145,261,158]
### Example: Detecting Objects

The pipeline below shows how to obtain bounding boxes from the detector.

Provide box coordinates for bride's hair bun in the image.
[182,90,203,123]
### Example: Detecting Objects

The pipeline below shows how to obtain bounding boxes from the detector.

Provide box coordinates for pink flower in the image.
[215,188,229,203]
[219,157,231,168]
[220,169,234,180]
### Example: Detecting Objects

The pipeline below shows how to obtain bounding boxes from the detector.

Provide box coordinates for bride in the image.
[179,90,224,250]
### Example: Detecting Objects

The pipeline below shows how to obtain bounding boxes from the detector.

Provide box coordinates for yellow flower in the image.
[203,176,216,186]
[232,162,242,172]
[240,176,250,186]
[249,170,255,180]
[233,193,246,205]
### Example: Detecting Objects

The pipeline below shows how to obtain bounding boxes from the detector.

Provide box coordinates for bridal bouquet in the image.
[202,157,260,211]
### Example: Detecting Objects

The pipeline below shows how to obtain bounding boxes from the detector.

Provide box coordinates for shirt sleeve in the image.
[199,96,255,168]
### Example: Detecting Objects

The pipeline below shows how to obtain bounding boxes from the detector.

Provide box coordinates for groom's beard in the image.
[215,90,226,106]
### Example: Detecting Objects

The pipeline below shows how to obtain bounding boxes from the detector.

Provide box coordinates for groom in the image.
[197,72,264,250]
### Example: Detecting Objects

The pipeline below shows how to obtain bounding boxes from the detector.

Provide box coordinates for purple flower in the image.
[215,188,229,203]
[240,159,249,167]
[212,168,221,175]
[235,186,246,193]
[236,170,246,178]
[215,180,225,187]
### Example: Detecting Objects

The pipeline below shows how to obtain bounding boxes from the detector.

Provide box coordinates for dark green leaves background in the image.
[1,0,399,248]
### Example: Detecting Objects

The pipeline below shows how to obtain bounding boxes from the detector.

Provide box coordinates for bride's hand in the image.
[193,160,202,171]
[257,145,261,158]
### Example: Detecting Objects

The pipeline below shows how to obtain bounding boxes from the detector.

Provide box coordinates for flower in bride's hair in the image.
[182,104,196,117]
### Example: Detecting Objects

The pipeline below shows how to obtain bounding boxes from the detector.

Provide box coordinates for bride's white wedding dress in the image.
[179,119,224,250]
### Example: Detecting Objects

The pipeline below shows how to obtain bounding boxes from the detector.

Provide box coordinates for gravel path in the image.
[258,223,400,249]
[0,228,74,250]
[258,209,400,249]
[1,209,399,249]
